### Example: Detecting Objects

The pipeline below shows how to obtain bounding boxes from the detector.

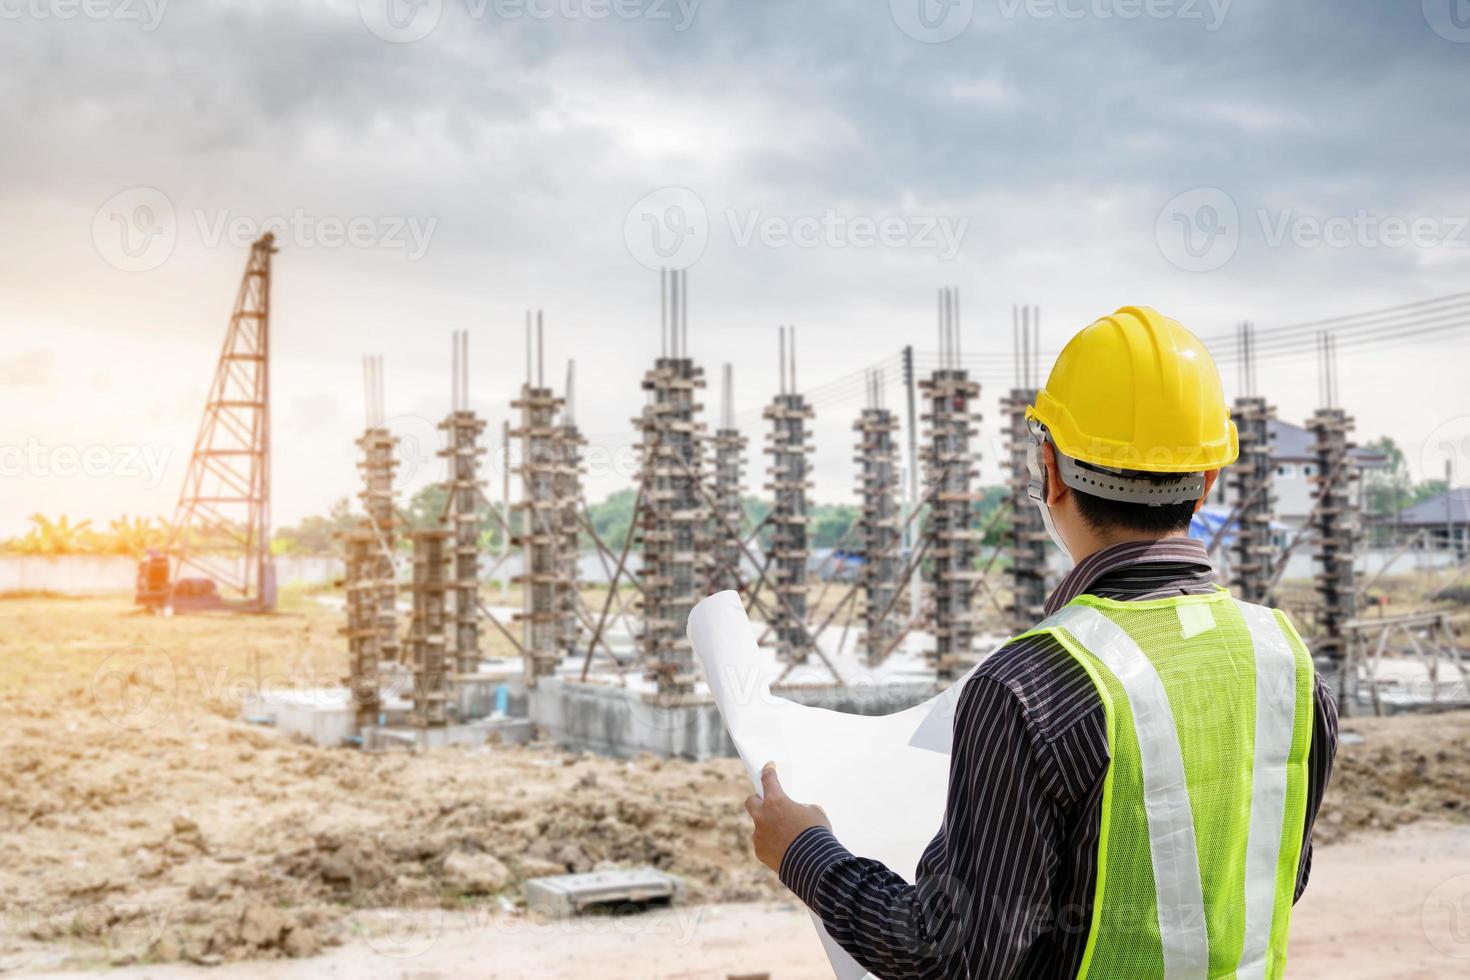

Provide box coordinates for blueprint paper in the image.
[687,590,984,979]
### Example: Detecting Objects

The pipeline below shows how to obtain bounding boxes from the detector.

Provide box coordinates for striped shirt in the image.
[779,537,1338,980]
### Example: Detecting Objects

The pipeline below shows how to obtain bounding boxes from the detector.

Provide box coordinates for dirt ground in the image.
[0,593,1467,975]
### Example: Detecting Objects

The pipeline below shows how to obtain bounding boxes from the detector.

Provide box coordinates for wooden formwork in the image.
[921,369,982,680]
[853,406,901,664]
[341,426,400,731]
[635,358,708,696]
[409,527,452,727]
[511,384,570,685]
[1002,390,1048,633]
[440,410,486,676]
[709,426,747,595]
[764,393,814,665]
[554,420,586,657]
[1229,397,1277,603]
[1310,407,1359,669]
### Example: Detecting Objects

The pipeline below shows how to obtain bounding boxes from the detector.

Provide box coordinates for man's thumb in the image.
[760,762,786,801]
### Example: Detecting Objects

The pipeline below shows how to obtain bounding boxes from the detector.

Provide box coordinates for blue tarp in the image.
[1188,506,1238,546]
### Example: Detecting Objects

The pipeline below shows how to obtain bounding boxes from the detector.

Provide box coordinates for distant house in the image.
[1211,419,1388,529]
[1393,488,1470,557]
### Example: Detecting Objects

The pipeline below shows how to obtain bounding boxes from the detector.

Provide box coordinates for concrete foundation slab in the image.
[529,676,938,760]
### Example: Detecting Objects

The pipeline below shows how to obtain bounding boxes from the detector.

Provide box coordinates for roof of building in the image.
[1269,419,1389,466]
[1396,487,1470,527]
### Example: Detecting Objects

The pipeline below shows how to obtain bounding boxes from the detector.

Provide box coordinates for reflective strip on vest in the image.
[1235,601,1299,980]
[1047,604,1210,980]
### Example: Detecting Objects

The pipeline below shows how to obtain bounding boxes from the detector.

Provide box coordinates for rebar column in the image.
[554,361,585,657]
[764,326,813,664]
[1003,389,1047,632]
[511,379,565,685]
[709,363,746,594]
[339,528,380,730]
[923,288,980,679]
[1229,397,1276,602]
[344,354,399,732]
[357,427,401,666]
[634,355,708,695]
[1310,406,1358,669]
[408,527,451,727]
[853,374,900,664]
[440,410,485,677]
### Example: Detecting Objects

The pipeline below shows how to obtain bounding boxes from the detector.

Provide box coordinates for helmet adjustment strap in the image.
[1027,418,1204,507]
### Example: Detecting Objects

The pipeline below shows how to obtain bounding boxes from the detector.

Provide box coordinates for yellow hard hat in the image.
[1026,305,1238,474]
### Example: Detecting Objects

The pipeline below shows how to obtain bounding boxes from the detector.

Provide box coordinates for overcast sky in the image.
[1,0,1468,536]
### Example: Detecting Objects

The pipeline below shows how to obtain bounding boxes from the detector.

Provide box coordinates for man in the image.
[745,306,1337,979]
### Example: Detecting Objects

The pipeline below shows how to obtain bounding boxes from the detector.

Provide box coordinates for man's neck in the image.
[1069,529,1188,566]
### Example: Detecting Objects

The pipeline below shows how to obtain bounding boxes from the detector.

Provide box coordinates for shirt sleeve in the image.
[1294,673,1339,903]
[777,673,1064,979]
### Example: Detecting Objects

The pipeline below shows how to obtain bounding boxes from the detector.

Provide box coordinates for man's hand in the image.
[744,762,832,873]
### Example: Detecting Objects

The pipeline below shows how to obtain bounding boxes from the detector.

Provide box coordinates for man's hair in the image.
[1070,464,1200,535]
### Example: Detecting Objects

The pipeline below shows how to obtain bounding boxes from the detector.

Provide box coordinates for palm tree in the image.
[13,514,96,555]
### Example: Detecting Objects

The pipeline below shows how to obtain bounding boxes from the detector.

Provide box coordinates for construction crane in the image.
[136,233,278,613]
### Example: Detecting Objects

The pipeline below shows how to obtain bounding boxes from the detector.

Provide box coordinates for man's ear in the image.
[1043,441,1068,508]
[1195,470,1220,513]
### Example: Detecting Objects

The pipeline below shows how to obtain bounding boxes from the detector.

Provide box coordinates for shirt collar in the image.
[1043,536,1214,617]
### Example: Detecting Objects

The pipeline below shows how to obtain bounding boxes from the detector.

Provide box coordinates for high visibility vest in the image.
[1019,589,1315,980]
